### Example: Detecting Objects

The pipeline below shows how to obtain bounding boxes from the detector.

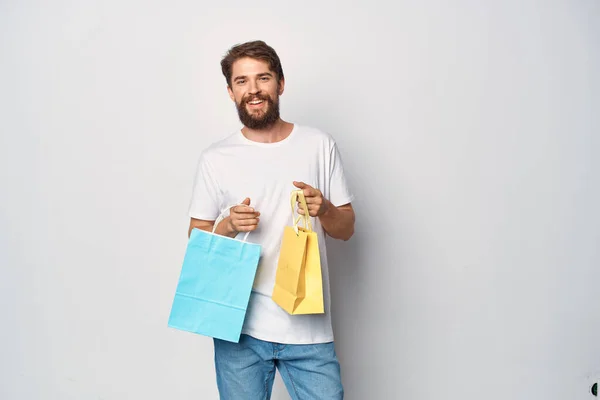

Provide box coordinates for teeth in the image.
[249,100,263,105]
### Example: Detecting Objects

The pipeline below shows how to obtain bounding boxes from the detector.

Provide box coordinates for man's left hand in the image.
[292,181,330,217]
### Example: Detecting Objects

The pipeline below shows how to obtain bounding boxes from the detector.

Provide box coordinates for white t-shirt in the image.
[188,124,354,344]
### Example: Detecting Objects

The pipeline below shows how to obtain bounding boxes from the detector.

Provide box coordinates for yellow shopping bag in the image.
[272,190,324,315]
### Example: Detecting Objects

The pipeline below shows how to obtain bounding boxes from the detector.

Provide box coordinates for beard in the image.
[235,92,280,130]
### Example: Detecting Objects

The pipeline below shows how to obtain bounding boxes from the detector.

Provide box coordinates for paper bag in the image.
[272,190,324,314]
[168,211,261,342]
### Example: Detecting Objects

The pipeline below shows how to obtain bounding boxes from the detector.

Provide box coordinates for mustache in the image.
[241,93,271,105]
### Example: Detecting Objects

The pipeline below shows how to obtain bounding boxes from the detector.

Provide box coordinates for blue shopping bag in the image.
[168,217,261,343]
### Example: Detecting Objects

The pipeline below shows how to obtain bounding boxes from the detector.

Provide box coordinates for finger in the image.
[298,206,315,216]
[308,205,320,216]
[298,192,318,204]
[237,224,258,232]
[294,181,316,195]
[241,197,251,206]
[232,205,256,214]
[293,181,306,189]
[304,187,320,199]
[296,200,309,209]
[236,218,260,226]
[303,192,322,203]
[297,200,317,213]
[231,214,259,228]
[236,211,260,218]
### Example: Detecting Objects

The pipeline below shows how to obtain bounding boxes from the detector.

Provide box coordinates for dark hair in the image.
[220,40,284,87]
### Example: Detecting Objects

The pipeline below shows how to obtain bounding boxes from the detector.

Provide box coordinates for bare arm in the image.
[188,217,236,238]
[318,201,355,241]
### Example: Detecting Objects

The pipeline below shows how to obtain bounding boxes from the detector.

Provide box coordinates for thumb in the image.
[293,181,306,189]
[241,197,251,206]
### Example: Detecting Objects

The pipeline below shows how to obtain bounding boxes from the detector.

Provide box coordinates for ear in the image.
[227,85,235,102]
[278,78,285,96]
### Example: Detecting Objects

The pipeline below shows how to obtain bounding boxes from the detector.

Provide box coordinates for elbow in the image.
[342,227,354,241]
[343,217,355,241]
[325,227,354,241]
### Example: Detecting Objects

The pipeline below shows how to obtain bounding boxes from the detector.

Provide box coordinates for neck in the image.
[241,119,293,143]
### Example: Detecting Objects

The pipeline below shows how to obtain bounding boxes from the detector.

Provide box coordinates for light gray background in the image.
[1,1,598,399]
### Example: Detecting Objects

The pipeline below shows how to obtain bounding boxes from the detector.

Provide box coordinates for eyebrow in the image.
[233,72,274,82]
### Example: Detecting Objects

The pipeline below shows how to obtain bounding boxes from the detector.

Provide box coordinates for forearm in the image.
[318,200,355,241]
[189,217,237,238]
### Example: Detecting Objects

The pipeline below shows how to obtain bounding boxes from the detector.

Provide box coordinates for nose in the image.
[248,79,259,95]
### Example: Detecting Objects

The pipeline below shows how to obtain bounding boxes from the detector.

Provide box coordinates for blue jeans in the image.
[213,334,344,400]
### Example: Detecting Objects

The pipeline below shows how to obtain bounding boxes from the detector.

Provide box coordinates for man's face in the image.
[228,57,284,130]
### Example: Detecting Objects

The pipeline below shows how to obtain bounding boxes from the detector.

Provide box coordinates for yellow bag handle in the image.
[290,190,312,234]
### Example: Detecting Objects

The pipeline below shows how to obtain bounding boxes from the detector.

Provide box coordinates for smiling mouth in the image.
[248,99,264,105]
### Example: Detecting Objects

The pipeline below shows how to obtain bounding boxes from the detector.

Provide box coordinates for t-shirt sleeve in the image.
[328,141,354,207]
[188,153,221,220]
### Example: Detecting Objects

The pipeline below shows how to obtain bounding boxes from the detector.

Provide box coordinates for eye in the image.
[236,79,246,85]
[260,76,270,81]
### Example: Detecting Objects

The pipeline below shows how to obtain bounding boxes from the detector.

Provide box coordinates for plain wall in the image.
[1,1,598,399]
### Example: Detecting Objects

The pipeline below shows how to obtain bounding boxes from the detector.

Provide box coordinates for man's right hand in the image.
[225,197,260,234]
[189,198,260,239]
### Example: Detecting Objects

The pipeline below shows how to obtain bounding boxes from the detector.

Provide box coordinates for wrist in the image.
[215,216,238,238]
[225,217,238,237]
[320,199,335,218]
